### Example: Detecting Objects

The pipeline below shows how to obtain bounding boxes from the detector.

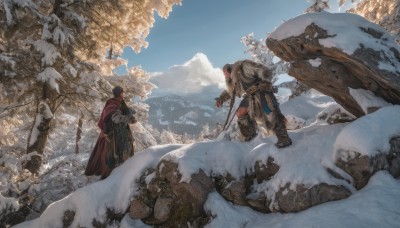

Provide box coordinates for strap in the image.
[245,81,273,95]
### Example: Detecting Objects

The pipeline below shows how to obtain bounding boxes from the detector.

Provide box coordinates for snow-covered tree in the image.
[241,33,274,67]
[305,0,330,12]
[350,0,400,44]
[182,132,194,144]
[106,65,156,121]
[240,33,289,83]
[0,0,182,173]
[160,129,178,144]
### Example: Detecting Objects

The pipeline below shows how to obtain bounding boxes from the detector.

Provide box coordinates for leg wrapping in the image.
[237,114,258,141]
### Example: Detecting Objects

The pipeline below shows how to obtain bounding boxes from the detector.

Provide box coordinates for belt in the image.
[246,81,273,95]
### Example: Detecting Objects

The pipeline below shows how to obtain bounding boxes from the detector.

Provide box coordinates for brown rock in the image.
[139,161,214,227]
[253,159,280,183]
[276,183,351,213]
[336,136,400,189]
[221,181,247,206]
[246,192,271,213]
[63,210,75,227]
[129,198,152,219]
[153,196,174,222]
[267,14,400,117]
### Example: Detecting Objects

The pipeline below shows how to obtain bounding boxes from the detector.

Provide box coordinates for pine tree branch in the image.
[0,99,35,118]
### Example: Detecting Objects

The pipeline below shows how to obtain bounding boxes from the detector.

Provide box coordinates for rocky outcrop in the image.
[60,208,125,228]
[278,80,311,99]
[336,136,400,189]
[267,13,400,117]
[317,105,355,124]
[129,161,214,227]
[209,156,353,215]
[129,158,352,226]
[275,183,351,213]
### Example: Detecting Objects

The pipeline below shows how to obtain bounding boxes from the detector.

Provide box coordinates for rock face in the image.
[275,184,351,213]
[336,137,400,189]
[129,161,214,227]
[244,159,350,213]
[130,158,352,226]
[278,80,311,99]
[267,13,400,117]
[317,105,355,124]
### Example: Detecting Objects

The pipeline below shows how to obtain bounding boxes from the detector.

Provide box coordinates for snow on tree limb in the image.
[37,67,62,93]
[32,41,61,67]
[241,33,289,83]
[0,54,16,69]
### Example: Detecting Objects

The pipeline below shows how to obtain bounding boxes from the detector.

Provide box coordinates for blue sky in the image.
[122,0,311,72]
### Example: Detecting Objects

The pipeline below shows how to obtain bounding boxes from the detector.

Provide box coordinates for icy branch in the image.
[32,41,61,66]
[37,67,63,93]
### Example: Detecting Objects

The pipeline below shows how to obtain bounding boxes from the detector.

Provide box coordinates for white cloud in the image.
[149,53,226,96]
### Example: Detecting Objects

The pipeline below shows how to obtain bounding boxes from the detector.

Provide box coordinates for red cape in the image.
[85,98,121,178]
[97,98,121,131]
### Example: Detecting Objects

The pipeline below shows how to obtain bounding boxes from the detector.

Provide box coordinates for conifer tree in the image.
[350,0,400,44]
[0,0,182,173]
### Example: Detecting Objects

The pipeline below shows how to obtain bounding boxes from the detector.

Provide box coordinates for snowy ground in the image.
[13,90,400,228]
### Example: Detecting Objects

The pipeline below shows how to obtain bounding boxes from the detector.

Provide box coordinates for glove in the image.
[130,116,137,124]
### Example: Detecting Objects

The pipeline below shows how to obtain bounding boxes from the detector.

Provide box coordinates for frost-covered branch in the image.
[305,0,330,12]
[0,100,34,119]
[241,33,289,82]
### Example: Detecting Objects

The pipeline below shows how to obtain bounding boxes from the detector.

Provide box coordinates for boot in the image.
[238,115,258,141]
[274,127,292,148]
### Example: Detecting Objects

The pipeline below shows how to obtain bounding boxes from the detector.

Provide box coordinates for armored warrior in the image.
[215,60,292,148]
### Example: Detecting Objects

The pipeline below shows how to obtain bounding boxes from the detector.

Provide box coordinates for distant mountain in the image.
[146,94,227,136]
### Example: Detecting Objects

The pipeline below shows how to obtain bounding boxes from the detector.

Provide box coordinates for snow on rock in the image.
[280,91,336,126]
[285,115,305,130]
[204,171,400,228]
[267,12,400,118]
[269,12,397,57]
[12,94,400,227]
[316,103,355,125]
[334,105,400,159]
[308,57,321,67]
[349,88,393,114]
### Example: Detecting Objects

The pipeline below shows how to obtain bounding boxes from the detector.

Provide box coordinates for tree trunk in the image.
[75,112,84,154]
[25,84,54,174]
[53,0,64,17]
[27,112,52,154]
